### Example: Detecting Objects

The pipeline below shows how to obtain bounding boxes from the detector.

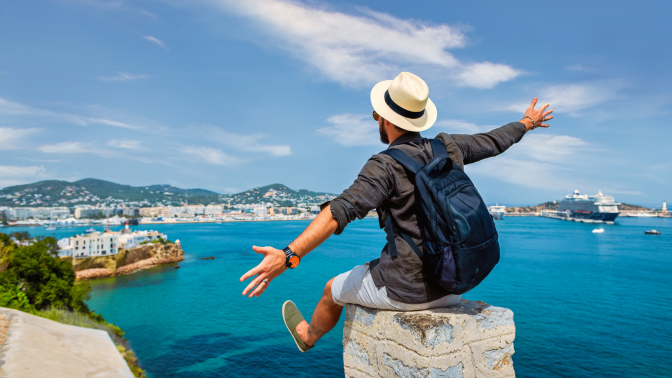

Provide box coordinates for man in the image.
[240,72,553,352]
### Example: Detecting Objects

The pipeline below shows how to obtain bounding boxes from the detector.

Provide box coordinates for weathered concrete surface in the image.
[0,308,133,378]
[343,299,515,378]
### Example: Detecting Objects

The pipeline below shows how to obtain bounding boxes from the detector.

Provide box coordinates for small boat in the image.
[200,256,216,260]
[86,228,96,233]
[592,229,605,233]
[45,226,56,231]
[174,264,180,269]
[645,230,661,235]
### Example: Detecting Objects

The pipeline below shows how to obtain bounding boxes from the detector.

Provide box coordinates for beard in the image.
[379,122,389,144]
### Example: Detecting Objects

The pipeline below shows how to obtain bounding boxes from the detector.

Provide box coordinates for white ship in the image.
[488,204,506,220]
[541,190,620,224]
[624,212,657,217]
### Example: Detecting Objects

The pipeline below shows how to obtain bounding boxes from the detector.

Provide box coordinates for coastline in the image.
[74,243,185,281]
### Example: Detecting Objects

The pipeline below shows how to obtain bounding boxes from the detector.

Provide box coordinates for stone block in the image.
[343,299,515,378]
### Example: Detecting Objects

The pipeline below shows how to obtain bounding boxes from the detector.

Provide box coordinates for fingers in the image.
[540,103,550,112]
[240,266,260,282]
[539,124,550,128]
[242,273,267,296]
[543,115,554,121]
[252,245,273,255]
[250,278,271,297]
[528,97,538,109]
[543,109,554,117]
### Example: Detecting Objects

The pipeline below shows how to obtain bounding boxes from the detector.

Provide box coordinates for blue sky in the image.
[1,0,670,207]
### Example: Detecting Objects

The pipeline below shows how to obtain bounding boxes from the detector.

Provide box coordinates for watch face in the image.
[287,255,300,269]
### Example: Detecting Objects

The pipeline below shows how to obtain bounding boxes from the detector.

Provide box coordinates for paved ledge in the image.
[343,299,515,378]
[0,308,133,378]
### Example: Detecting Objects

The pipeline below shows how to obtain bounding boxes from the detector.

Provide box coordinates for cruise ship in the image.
[541,190,621,224]
[488,204,506,220]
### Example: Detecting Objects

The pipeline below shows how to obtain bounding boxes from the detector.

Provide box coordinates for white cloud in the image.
[97,72,151,82]
[38,142,119,159]
[0,165,51,188]
[0,127,40,149]
[202,0,521,88]
[0,97,140,130]
[201,125,292,156]
[143,35,166,47]
[455,62,522,89]
[182,146,243,165]
[316,113,381,146]
[106,139,143,149]
[468,157,572,191]
[513,134,589,162]
[434,119,492,134]
[504,82,620,115]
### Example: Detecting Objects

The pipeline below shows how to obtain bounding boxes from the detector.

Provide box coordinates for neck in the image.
[386,129,407,145]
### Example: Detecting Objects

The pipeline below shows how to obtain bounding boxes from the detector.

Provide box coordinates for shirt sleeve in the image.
[329,155,394,235]
[439,122,527,165]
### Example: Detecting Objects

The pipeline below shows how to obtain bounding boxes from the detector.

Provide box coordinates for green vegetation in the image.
[0,232,145,377]
[0,178,220,207]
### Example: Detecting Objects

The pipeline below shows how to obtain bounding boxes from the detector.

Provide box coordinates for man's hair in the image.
[384,118,407,133]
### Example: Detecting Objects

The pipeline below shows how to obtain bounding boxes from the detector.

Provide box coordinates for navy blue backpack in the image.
[381,138,500,295]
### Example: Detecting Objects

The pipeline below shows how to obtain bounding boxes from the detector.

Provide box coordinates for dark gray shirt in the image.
[329,122,527,304]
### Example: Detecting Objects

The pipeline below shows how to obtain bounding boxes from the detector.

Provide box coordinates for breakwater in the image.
[71,243,184,280]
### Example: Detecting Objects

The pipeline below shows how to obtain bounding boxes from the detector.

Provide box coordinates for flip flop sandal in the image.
[282,300,314,353]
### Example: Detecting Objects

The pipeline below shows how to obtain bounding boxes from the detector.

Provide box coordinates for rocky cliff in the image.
[73,243,184,280]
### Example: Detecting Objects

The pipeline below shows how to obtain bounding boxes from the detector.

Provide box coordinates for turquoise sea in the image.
[7,217,672,377]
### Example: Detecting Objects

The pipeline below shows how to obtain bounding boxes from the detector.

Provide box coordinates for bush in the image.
[0,284,36,314]
[0,233,89,312]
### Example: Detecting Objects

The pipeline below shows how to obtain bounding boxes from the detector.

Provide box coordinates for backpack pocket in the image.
[451,232,500,294]
[421,243,457,292]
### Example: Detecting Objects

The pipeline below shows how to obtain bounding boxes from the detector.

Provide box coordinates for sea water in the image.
[7,217,672,377]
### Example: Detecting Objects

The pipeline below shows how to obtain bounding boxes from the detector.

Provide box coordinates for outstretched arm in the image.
[239,205,338,298]
[448,98,554,165]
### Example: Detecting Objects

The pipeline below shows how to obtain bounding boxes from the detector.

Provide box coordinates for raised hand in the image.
[521,97,553,131]
[239,245,287,298]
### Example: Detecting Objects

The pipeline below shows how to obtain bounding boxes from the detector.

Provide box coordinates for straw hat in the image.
[371,72,437,132]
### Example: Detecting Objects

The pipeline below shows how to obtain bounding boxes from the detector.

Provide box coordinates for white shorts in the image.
[331,263,462,311]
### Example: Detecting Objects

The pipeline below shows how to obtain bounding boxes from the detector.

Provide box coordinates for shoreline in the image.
[2,215,381,228]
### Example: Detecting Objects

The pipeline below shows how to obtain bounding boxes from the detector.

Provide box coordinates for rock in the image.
[342,299,515,378]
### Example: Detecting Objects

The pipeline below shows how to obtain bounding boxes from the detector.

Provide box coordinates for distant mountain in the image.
[0,179,220,207]
[0,179,336,208]
[229,183,334,198]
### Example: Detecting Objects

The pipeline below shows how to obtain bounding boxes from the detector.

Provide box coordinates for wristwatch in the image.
[283,247,301,269]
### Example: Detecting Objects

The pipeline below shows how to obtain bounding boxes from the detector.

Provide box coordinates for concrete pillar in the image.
[342,299,516,378]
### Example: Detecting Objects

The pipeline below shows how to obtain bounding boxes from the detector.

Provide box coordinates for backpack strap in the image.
[384,212,423,259]
[381,148,423,175]
[430,138,448,158]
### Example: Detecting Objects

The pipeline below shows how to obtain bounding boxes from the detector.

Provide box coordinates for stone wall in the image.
[343,299,515,378]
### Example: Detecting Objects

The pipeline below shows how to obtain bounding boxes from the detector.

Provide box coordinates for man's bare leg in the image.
[295,277,343,346]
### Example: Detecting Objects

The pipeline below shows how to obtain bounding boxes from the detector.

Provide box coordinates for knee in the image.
[323,277,335,300]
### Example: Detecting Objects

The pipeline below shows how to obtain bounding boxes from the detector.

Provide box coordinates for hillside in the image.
[225,183,336,207]
[0,179,219,207]
[0,179,337,208]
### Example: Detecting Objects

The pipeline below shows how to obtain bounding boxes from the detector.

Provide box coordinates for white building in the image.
[6,207,71,220]
[254,207,268,215]
[70,232,119,258]
[116,228,167,249]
